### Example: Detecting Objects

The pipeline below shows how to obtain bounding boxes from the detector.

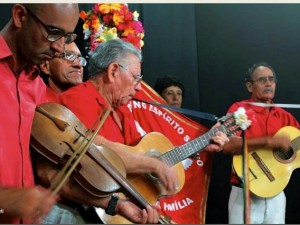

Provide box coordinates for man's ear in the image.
[246,81,253,93]
[106,63,119,82]
[12,4,28,28]
[39,61,51,75]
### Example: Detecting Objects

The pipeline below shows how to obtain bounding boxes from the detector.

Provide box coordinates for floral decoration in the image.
[234,107,253,130]
[80,3,145,56]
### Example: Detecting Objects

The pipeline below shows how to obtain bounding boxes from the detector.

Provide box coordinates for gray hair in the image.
[88,39,142,78]
[245,61,277,82]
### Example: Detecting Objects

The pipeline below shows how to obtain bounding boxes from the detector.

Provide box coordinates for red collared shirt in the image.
[0,35,47,223]
[60,81,141,144]
[228,98,300,185]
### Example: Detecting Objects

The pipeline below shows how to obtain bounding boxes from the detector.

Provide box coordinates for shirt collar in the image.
[248,97,275,113]
[0,35,39,79]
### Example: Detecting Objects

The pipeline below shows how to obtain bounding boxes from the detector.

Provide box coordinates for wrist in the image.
[264,136,272,147]
[105,194,119,216]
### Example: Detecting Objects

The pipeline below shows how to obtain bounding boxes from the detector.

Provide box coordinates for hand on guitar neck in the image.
[202,122,230,152]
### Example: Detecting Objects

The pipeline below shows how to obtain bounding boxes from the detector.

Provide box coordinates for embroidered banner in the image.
[126,81,214,224]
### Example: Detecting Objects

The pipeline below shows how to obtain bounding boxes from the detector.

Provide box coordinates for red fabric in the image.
[60,81,141,144]
[46,85,61,103]
[228,98,300,185]
[0,35,47,223]
[125,82,214,224]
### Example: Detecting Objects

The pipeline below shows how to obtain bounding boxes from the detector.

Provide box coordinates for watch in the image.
[105,194,119,216]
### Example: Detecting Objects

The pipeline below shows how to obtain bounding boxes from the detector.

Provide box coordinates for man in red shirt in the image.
[60,39,182,188]
[0,3,79,223]
[223,62,300,223]
[60,39,229,223]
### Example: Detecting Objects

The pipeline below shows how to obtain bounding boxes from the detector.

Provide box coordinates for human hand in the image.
[151,158,179,194]
[116,199,160,224]
[267,135,290,151]
[204,130,230,153]
[0,185,58,223]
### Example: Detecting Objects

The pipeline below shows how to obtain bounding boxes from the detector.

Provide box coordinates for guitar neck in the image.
[161,125,227,166]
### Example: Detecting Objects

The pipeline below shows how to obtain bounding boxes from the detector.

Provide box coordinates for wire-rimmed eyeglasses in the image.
[54,51,87,67]
[119,64,143,85]
[24,6,77,44]
[250,76,277,85]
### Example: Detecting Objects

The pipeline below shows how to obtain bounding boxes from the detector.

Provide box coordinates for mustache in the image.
[263,88,273,93]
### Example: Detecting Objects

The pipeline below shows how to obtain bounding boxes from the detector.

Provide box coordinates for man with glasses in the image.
[39,42,86,102]
[58,39,228,224]
[60,39,180,193]
[223,62,300,223]
[0,3,79,223]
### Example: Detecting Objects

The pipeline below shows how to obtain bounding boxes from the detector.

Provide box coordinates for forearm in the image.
[60,176,112,208]
[223,136,273,155]
[94,135,160,174]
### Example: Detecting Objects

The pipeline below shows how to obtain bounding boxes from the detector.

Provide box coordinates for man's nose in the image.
[135,82,142,91]
[50,39,65,54]
[172,94,179,99]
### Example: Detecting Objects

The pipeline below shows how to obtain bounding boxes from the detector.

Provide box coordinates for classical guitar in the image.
[233,126,300,198]
[96,107,251,224]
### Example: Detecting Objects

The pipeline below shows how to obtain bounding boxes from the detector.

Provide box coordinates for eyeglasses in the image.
[250,76,277,85]
[25,6,77,44]
[54,51,87,67]
[119,64,143,85]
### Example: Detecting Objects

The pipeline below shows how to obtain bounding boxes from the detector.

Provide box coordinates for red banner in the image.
[125,81,214,224]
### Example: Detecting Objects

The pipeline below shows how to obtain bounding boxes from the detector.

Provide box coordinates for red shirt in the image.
[0,36,47,223]
[60,81,141,144]
[46,85,61,103]
[228,98,300,184]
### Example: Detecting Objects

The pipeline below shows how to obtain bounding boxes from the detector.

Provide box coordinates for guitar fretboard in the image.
[161,125,227,166]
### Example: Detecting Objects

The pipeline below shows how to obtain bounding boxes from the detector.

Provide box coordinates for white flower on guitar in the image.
[233,107,252,130]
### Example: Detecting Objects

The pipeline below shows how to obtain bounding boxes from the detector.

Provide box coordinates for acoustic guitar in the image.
[96,107,251,224]
[233,126,300,198]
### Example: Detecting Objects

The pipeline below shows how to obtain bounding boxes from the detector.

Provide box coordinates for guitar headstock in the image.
[218,107,252,136]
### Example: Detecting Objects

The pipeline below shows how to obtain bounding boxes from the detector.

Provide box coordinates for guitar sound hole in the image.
[145,149,162,184]
[273,147,295,162]
[145,172,160,184]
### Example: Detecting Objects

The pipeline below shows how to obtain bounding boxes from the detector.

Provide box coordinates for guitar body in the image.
[124,132,185,199]
[96,132,185,224]
[233,126,300,198]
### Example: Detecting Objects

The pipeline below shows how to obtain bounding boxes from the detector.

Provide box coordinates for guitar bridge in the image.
[252,152,275,182]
